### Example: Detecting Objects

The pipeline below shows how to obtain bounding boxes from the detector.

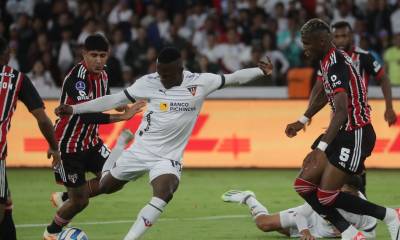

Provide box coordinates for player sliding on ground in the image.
[222,176,377,240]
[55,46,273,240]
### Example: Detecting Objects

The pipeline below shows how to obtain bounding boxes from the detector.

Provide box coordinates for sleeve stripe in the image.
[218,75,225,89]
[124,89,136,103]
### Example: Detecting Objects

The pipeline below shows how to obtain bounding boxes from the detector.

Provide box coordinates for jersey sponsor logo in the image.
[0,72,15,78]
[68,173,78,183]
[169,102,196,112]
[330,75,342,88]
[187,85,197,96]
[1,82,13,90]
[75,81,86,91]
[160,102,169,112]
[77,90,90,101]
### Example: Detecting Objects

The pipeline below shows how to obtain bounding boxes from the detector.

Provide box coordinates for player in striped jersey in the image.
[44,35,145,240]
[331,21,397,127]
[285,19,399,240]
[0,37,60,240]
[331,20,397,195]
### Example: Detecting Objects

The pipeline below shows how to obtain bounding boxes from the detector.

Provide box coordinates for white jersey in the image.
[123,71,224,161]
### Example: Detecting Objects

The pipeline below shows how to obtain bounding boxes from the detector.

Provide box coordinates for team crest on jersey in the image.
[160,102,169,112]
[68,173,78,183]
[187,85,197,96]
[75,81,86,91]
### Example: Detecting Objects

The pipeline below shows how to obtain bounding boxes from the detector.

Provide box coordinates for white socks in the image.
[341,225,359,239]
[124,197,167,240]
[384,208,398,224]
[244,196,269,219]
[101,130,133,178]
[101,144,124,178]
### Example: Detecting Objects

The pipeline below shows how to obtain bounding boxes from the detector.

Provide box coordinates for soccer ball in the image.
[57,227,88,240]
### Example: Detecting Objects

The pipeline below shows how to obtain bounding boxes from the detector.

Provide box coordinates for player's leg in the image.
[294,148,353,235]
[0,160,16,240]
[221,190,290,234]
[52,132,133,207]
[360,167,367,196]
[222,190,269,221]
[124,160,181,240]
[316,125,399,239]
[44,152,90,238]
[45,184,89,237]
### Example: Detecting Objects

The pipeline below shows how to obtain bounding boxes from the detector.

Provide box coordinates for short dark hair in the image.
[301,18,331,37]
[157,47,181,64]
[84,34,109,52]
[0,37,8,56]
[331,21,353,32]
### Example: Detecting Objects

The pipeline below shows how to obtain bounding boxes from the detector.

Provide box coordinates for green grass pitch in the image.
[8,169,399,239]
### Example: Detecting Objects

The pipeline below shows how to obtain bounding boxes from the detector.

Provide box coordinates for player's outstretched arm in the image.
[379,74,397,126]
[223,58,273,86]
[55,91,133,116]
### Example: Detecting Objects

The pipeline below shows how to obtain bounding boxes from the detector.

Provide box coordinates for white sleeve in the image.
[224,68,264,86]
[293,203,313,233]
[72,91,131,114]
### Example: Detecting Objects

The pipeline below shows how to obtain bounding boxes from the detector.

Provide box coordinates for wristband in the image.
[317,141,328,151]
[298,115,310,124]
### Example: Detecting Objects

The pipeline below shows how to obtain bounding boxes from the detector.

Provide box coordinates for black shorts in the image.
[0,160,9,204]
[55,143,110,188]
[311,124,376,174]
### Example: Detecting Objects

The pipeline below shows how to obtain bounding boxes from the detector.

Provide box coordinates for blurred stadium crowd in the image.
[0,0,400,89]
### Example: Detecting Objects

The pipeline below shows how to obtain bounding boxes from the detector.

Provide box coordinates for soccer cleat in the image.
[386,208,400,240]
[221,190,255,204]
[116,129,135,146]
[50,192,65,209]
[341,231,366,240]
[43,228,58,240]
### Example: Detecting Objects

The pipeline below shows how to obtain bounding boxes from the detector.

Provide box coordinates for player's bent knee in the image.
[317,188,339,206]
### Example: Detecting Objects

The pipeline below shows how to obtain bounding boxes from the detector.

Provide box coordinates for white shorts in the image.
[110,150,182,183]
[279,207,302,237]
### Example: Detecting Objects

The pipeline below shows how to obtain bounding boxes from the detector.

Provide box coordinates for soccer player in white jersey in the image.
[222,176,377,240]
[55,47,273,240]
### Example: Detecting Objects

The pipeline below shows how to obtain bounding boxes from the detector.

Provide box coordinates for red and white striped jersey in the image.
[318,48,371,131]
[0,65,44,159]
[55,62,109,153]
[348,46,384,87]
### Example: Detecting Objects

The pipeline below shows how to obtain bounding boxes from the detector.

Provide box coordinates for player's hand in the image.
[300,229,315,240]
[285,121,305,137]
[47,148,61,169]
[384,108,397,126]
[55,104,73,116]
[258,56,273,76]
[120,100,147,120]
[115,104,129,112]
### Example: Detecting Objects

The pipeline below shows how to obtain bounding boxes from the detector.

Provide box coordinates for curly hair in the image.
[300,18,331,37]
